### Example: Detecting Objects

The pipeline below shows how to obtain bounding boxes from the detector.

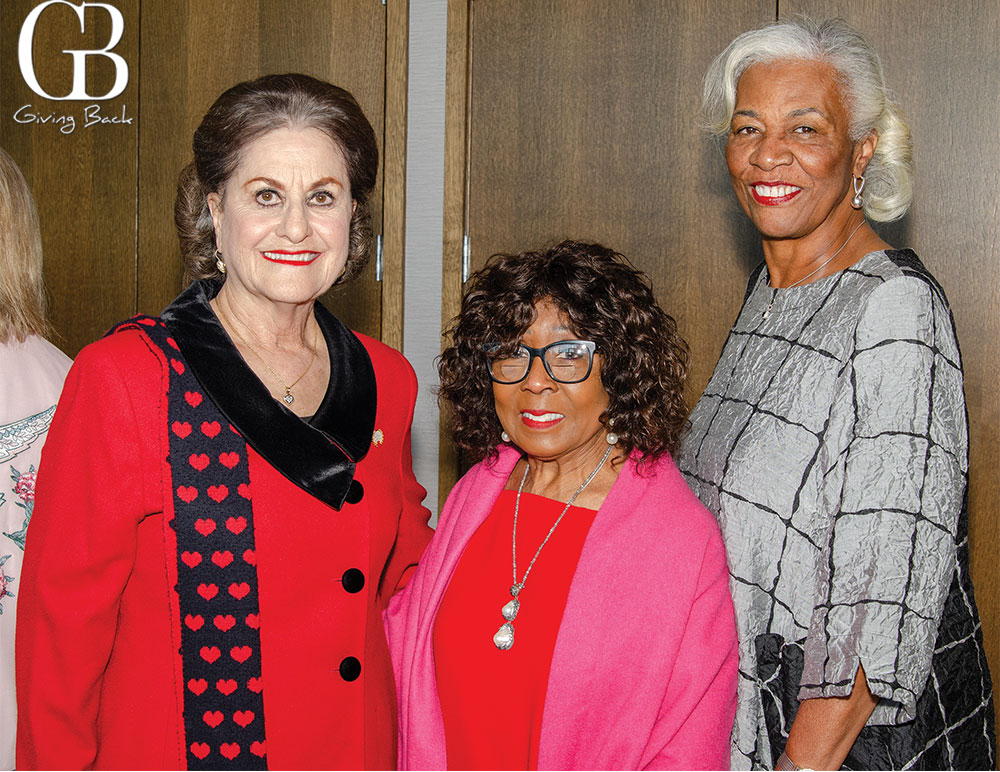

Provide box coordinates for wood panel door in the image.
[781,0,1000,742]
[1,0,140,354]
[2,0,406,355]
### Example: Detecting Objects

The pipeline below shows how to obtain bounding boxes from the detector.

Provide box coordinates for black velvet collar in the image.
[161,280,376,511]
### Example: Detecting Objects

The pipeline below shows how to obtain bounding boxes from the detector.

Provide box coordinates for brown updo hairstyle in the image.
[439,240,690,465]
[175,73,378,285]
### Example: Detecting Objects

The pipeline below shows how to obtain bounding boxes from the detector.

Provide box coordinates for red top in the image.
[433,489,599,770]
[16,327,432,770]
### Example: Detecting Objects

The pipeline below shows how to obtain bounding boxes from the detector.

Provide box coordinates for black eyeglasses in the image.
[481,340,597,384]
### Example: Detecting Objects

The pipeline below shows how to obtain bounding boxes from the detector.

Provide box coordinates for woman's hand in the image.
[783,664,878,770]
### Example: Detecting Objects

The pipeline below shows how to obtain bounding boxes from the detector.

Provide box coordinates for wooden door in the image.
[443,0,999,725]
[2,0,406,355]
[1,0,140,355]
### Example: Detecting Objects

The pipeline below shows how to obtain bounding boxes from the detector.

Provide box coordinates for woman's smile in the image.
[261,249,322,265]
[750,182,801,205]
[519,409,565,428]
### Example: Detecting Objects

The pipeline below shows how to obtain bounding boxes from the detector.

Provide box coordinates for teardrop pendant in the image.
[494,621,514,650]
[501,598,520,621]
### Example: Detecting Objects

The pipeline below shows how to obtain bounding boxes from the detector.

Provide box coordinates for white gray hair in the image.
[702,17,912,222]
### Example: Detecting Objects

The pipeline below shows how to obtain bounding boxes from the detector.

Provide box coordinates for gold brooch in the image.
[372,429,384,446]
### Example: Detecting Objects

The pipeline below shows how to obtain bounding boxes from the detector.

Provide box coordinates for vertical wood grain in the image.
[382,0,409,352]
[438,0,470,508]
[781,0,1000,742]
[1,0,139,355]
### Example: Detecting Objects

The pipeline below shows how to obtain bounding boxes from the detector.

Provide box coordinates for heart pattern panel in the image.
[110,317,268,769]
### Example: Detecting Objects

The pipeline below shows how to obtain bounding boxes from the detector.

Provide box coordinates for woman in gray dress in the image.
[678,17,994,770]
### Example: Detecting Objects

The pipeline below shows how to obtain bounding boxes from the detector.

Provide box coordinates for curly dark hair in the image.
[174,73,378,285]
[439,240,690,465]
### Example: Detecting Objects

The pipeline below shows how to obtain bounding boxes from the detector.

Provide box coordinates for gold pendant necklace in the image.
[215,302,318,406]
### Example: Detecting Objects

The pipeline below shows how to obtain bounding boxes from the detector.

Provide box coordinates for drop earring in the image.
[606,418,618,446]
[215,249,227,275]
[851,175,866,209]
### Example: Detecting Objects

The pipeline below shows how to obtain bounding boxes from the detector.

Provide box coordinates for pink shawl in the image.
[385,445,737,770]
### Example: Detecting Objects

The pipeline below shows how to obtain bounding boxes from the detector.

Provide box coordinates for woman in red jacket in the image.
[16,74,432,770]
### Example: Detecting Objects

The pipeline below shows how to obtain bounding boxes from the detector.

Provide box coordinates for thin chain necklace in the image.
[762,219,865,319]
[493,443,614,651]
[215,301,318,406]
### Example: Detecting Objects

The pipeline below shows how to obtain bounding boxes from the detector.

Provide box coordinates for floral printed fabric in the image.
[0,335,71,769]
[678,250,994,770]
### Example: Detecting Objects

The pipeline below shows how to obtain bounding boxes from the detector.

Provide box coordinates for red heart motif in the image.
[171,421,192,438]
[166,336,179,349]
[228,582,250,600]
[189,453,210,471]
[207,485,229,503]
[230,645,252,663]
[200,645,221,664]
[216,678,237,696]
[237,483,252,500]
[243,549,256,566]
[190,742,210,760]
[212,550,233,568]
[218,451,240,469]
[201,421,221,438]
[214,614,236,632]
[180,551,202,568]
[233,710,255,728]
[176,485,198,503]
[203,710,224,728]
[171,359,185,375]
[184,614,204,631]
[220,743,240,761]
[226,516,247,534]
[197,583,218,601]
[184,391,203,408]
[247,676,263,693]
[250,740,266,758]
[245,613,260,629]
[194,518,216,536]
[187,678,208,696]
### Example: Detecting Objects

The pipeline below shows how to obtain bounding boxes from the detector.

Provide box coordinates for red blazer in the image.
[17,285,432,770]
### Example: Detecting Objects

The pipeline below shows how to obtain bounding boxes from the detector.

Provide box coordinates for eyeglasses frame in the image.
[480,339,597,385]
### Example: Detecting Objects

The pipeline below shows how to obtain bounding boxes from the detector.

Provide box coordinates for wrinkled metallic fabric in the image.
[679,250,995,770]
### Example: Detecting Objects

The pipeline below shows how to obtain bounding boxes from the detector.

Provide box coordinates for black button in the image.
[339,656,361,682]
[342,568,365,593]
[345,480,364,504]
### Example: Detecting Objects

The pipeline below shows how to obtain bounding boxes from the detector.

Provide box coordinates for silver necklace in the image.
[493,444,613,651]
[762,220,865,319]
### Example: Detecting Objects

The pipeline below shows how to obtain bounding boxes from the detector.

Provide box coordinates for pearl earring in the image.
[215,249,227,275]
[501,431,511,443]
[851,175,866,209]
[606,417,618,445]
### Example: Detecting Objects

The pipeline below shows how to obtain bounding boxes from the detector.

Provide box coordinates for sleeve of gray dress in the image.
[797,273,968,725]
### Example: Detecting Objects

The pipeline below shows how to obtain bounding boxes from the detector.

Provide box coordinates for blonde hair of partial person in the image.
[702,16,913,222]
[0,146,51,343]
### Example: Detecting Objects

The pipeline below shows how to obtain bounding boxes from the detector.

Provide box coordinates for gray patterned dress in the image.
[678,250,995,770]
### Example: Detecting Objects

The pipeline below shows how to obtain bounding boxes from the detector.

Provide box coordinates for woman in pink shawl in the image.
[385,241,737,770]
